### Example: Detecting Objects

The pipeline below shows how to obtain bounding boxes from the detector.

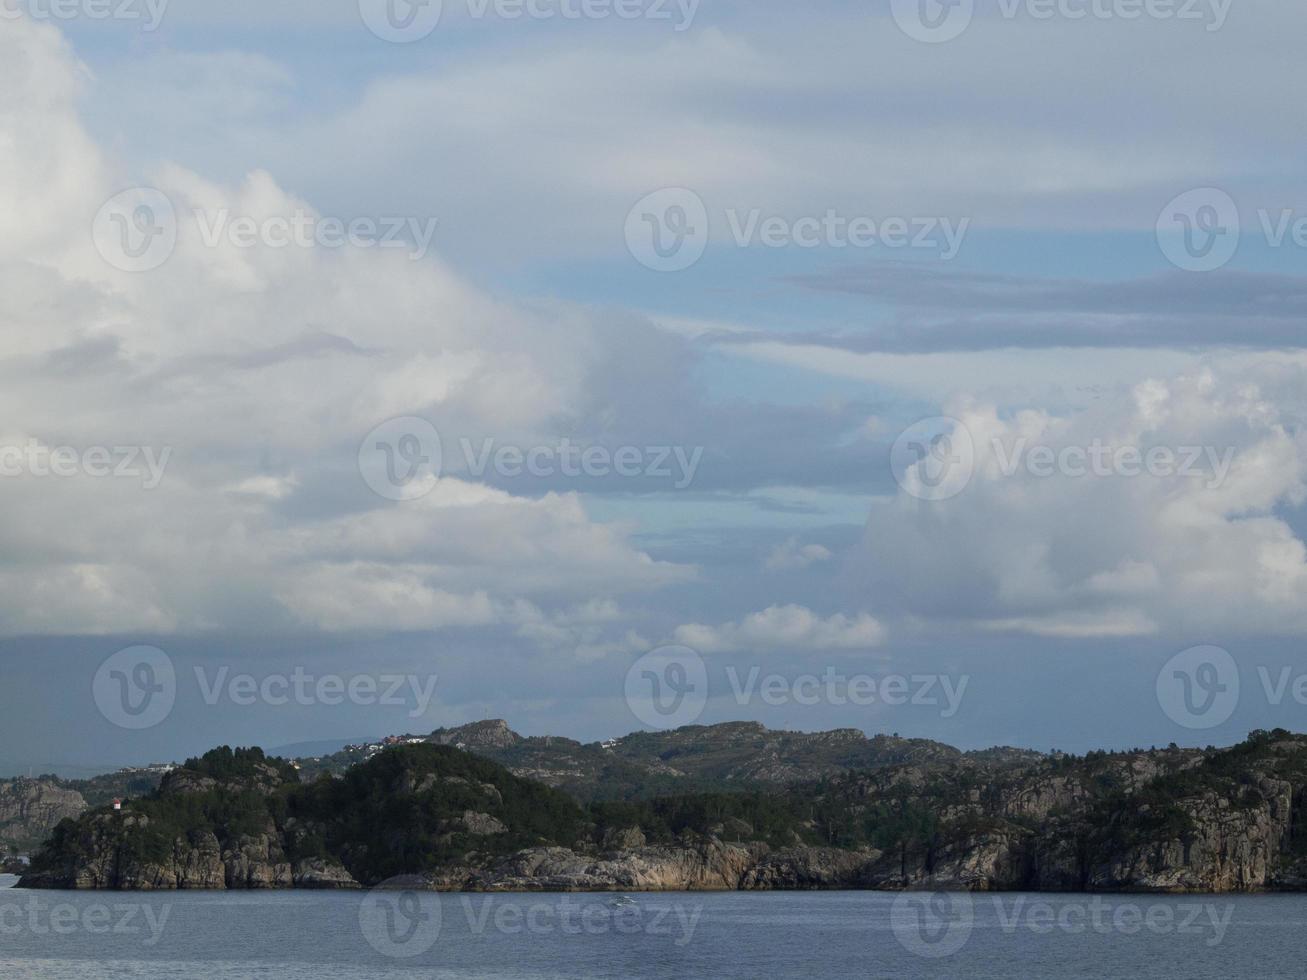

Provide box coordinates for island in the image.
[13,724,1307,893]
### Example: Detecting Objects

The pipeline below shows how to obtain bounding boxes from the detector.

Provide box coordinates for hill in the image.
[299,720,984,801]
[20,729,1307,893]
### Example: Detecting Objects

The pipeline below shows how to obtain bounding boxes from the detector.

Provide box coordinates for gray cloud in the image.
[754,264,1307,353]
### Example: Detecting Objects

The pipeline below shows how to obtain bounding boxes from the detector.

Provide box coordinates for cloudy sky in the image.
[4,0,1307,775]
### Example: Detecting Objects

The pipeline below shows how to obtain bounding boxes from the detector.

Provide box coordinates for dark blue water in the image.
[1,875,1302,978]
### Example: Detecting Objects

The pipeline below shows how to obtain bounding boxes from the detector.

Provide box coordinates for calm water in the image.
[1,874,1303,978]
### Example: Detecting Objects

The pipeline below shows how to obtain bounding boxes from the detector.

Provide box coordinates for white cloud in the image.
[76,4,1307,272]
[674,605,886,653]
[862,365,1307,638]
[765,537,833,571]
[0,16,691,639]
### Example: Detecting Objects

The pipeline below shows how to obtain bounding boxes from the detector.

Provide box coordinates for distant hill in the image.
[268,738,380,760]
[299,720,1003,801]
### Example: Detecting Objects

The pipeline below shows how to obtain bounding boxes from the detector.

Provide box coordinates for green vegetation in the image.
[27,730,1307,889]
[286,744,589,882]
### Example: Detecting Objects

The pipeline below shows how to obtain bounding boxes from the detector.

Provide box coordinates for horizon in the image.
[11,716,1296,782]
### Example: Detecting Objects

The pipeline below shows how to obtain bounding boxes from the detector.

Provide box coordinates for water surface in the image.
[0,877,1300,978]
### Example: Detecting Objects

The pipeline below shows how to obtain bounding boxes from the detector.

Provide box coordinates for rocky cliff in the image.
[0,779,87,852]
[20,729,1307,894]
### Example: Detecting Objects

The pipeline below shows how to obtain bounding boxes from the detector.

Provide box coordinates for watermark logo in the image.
[1156,188,1240,272]
[891,0,1231,42]
[990,896,1231,947]
[890,417,975,502]
[93,188,441,270]
[891,892,974,958]
[359,417,443,502]
[0,442,171,489]
[359,888,442,959]
[360,423,704,498]
[358,892,700,957]
[625,645,709,729]
[0,0,170,30]
[194,667,439,719]
[726,667,968,718]
[1157,645,1239,730]
[93,646,177,730]
[625,188,710,272]
[0,896,172,945]
[459,438,703,489]
[92,188,177,273]
[360,0,698,39]
[626,192,968,271]
[359,0,443,42]
[891,0,974,44]
[892,418,1237,502]
[725,210,968,258]
[892,894,1232,958]
[193,209,440,260]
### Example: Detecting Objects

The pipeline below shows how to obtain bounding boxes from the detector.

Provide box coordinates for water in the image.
[0,875,1302,978]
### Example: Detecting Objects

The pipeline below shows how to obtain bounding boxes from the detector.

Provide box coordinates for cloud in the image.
[859,365,1307,639]
[0,16,692,638]
[765,537,834,571]
[673,605,886,653]
[78,2,1307,272]
[771,265,1307,353]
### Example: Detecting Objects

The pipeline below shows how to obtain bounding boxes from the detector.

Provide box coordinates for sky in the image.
[4,0,1307,776]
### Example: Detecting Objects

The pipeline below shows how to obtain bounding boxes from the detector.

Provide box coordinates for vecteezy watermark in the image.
[358,417,444,502]
[1156,188,1241,272]
[359,417,705,500]
[459,438,703,489]
[625,646,710,729]
[624,188,969,272]
[92,188,440,273]
[988,438,1235,488]
[193,667,439,719]
[358,0,699,43]
[93,646,177,731]
[359,889,443,959]
[890,417,976,503]
[724,210,969,258]
[192,209,440,260]
[1159,187,1307,272]
[1156,645,1239,730]
[359,888,701,959]
[92,188,178,274]
[0,441,171,490]
[1157,646,1307,729]
[93,646,441,730]
[358,0,445,42]
[0,895,172,946]
[624,188,710,273]
[891,892,974,958]
[0,0,169,30]
[726,666,968,718]
[890,0,1231,44]
[891,417,1238,502]
[892,893,1232,958]
[623,646,966,730]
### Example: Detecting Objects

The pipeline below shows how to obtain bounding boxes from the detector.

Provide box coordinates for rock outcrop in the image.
[22,730,1307,894]
[0,779,87,852]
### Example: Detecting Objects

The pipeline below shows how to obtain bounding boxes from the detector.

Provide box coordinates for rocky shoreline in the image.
[20,730,1307,894]
[20,829,1307,895]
